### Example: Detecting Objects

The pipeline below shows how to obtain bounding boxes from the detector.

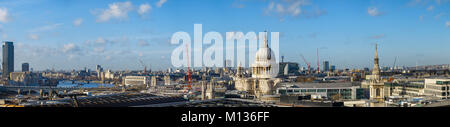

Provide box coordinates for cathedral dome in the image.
[254,46,276,67]
[252,31,278,79]
[255,46,272,61]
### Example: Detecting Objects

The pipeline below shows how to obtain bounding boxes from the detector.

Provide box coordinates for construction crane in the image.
[388,56,398,82]
[185,43,192,93]
[300,54,311,74]
[392,56,398,71]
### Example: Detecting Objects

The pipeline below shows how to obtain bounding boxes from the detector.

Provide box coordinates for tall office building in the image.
[2,41,14,79]
[96,65,103,72]
[22,63,29,72]
[323,61,330,72]
[331,65,336,72]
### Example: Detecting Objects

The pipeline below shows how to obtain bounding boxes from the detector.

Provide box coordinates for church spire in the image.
[372,43,380,76]
[236,61,243,77]
[375,43,378,59]
[263,30,268,48]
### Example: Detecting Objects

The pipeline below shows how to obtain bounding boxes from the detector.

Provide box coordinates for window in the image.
[317,89,326,92]
[376,88,381,97]
[279,90,286,94]
[328,89,339,93]
[307,89,316,93]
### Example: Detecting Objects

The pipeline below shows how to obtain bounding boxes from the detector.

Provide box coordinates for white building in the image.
[151,76,157,87]
[276,82,360,100]
[424,78,450,99]
[124,76,150,87]
[104,70,116,79]
[164,75,171,85]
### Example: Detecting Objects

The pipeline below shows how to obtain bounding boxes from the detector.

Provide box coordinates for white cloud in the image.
[288,2,303,16]
[276,4,285,13]
[446,21,450,27]
[264,0,314,20]
[427,5,434,11]
[62,43,80,53]
[138,3,151,16]
[29,23,63,33]
[2,33,7,39]
[408,0,450,6]
[156,0,167,8]
[85,36,128,47]
[370,34,386,39]
[0,7,11,23]
[96,37,106,44]
[435,0,450,5]
[67,54,77,61]
[267,2,275,11]
[434,13,445,19]
[232,2,245,8]
[368,7,383,16]
[73,18,83,26]
[274,1,306,16]
[95,1,134,22]
[138,40,149,46]
[105,55,112,60]
[93,47,105,53]
[29,34,39,40]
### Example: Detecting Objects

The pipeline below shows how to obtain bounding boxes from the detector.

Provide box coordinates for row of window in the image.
[424,90,450,96]
[426,85,450,90]
[436,81,450,85]
[278,89,354,99]
[279,89,351,93]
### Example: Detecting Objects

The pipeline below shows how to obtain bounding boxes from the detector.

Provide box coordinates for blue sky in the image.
[0,0,449,71]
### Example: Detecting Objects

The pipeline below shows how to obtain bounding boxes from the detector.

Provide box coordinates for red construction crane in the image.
[185,43,192,91]
[317,48,320,74]
[300,54,311,74]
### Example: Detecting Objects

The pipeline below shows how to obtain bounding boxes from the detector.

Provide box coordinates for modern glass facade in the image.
[277,87,361,100]
[323,61,330,72]
[2,41,14,79]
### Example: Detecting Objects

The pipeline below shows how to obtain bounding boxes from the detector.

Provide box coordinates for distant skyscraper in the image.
[2,41,14,79]
[331,65,336,72]
[364,68,370,72]
[22,63,29,72]
[323,61,330,72]
[96,65,103,72]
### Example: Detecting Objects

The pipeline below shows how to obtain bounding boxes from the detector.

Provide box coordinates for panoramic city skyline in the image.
[0,0,449,71]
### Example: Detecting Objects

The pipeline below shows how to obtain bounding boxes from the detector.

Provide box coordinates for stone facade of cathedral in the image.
[233,31,281,98]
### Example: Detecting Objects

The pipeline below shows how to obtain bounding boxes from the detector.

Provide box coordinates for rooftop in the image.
[135,98,277,107]
[279,82,357,89]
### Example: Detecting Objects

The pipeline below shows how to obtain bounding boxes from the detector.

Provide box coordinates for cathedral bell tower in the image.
[369,43,385,102]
